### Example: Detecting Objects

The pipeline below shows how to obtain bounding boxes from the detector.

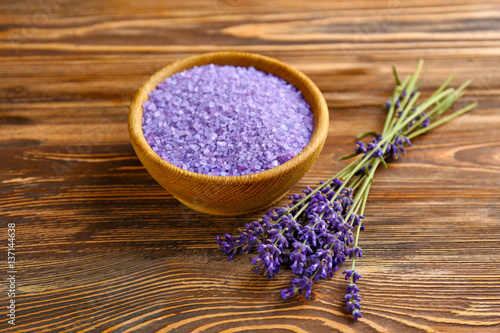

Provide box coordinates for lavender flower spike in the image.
[345,283,362,319]
[342,269,362,283]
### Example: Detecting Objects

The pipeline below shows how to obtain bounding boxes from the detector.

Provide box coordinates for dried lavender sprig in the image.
[339,60,476,318]
[216,59,476,320]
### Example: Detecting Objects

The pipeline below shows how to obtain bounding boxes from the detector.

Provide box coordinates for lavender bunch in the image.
[216,60,476,320]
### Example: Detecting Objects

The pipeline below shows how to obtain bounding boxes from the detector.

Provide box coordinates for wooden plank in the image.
[0,0,499,332]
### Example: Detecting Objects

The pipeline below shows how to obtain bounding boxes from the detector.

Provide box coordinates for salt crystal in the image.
[142,64,313,176]
[189,144,200,151]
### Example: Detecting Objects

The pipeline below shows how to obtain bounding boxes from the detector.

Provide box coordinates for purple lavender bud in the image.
[331,178,344,187]
[318,231,336,248]
[402,90,407,97]
[216,234,238,260]
[275,234,289,249]
[385,100,392,110]
[336,250,346,266]
[390,144,398,157]
[422,118,430,127]
[280,286,297,299]
[346,283,360,294]
[355,141,367,154]
[253,242,283,279]
[352,309,362,320]
[346,301,356,312]
[290,260,305,275]
[245,221,264,239]
[305,258,321,275]
[315,265,331,281]
[288,218,302,232]
[344,290,361,302]
[343,269,354,280]
[289,247,307,274]
[290,193,304,203]
[302,279,313,298]
[290,276,313,298]
[292,241,313,256]
[276,207,288,216]
[344,269,362,283]
[347,246,363,259]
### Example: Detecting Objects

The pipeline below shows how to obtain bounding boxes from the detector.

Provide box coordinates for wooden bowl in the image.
[128,52,329,216]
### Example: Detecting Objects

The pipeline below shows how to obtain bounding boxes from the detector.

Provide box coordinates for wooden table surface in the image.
[1,1,500,332]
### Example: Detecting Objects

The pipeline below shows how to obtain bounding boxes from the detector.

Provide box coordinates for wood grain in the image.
[1,0,499,332]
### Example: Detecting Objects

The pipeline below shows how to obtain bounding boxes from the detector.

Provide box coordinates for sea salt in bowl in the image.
[129,52,328,216]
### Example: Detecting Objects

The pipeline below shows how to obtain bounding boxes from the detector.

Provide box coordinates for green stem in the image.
[350,182,371,280]
[382,76,410,136]
[429,72,456,100]
[344,159,380,225]
[400,59,423,111]
[404,91,460,133]
[350,174,365,191]
[407,103,477,139]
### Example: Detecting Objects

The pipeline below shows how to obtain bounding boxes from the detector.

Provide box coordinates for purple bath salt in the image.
[142,64,313,176]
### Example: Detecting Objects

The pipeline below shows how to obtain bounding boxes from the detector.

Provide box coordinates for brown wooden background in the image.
[1,0,499,332]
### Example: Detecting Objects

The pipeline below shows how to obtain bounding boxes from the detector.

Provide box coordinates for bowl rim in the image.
[129,51,329,185]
